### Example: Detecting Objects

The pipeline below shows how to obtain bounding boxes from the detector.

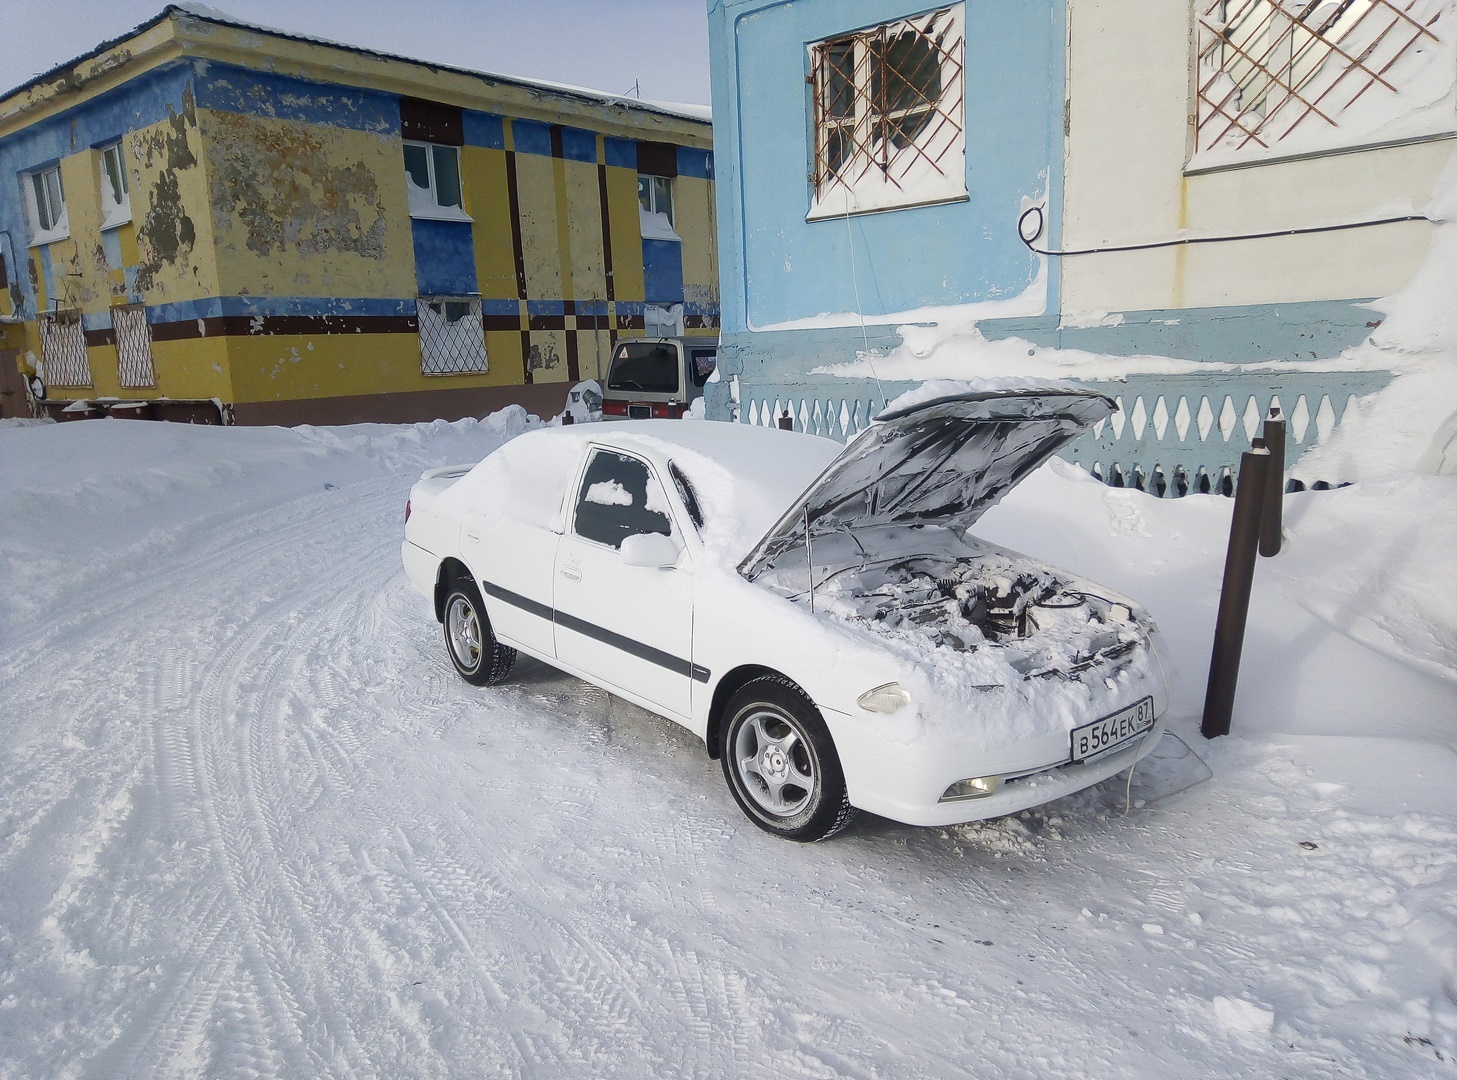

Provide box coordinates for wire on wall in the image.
[1016,204,1435,258]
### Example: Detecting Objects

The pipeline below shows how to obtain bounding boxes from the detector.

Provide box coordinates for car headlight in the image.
[857,682,912,714]
[940,776,1002,801]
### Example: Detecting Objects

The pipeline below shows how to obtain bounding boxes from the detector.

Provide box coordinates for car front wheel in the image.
[443,579,516,686]
[720,675,856,842]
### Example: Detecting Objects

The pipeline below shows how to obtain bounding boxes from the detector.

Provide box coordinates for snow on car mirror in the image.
[619,531,680,569]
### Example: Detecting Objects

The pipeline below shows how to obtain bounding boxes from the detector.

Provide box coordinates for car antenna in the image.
[804,506,815,615]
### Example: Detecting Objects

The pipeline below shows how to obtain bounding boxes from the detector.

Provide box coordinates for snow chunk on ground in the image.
[1212,996,1276,1036]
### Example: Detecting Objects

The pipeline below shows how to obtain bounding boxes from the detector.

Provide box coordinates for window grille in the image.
[1195,0,1445,155]
[417,296,488,375]
[809,6,966,216]
[113,304,156,388]
[39,309,92,388]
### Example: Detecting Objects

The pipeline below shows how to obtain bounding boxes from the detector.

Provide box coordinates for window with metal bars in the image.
[113,304,156,388]
[808,5,966,219]
[39,309,92,388]
[417,295,488,375]
[1194,0,1449,162]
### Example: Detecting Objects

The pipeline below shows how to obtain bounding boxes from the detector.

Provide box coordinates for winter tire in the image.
[443,578,516,686]
[720,674,856,842]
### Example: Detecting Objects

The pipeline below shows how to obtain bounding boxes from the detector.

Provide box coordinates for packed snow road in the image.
[1,416,1454,1079]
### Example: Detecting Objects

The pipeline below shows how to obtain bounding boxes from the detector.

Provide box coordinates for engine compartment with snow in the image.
[754,525,1150,682]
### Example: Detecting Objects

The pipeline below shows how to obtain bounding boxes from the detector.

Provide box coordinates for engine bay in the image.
[819,550,1144,678]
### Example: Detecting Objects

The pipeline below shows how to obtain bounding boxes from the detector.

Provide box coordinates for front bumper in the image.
[831,712,1168,827]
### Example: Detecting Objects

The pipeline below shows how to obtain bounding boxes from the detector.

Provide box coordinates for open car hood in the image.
[739,389,1115,582]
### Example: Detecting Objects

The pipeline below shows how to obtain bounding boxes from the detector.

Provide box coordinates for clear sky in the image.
[0,0,713,106]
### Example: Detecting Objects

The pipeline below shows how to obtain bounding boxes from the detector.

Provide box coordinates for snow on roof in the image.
[0,3,712,127]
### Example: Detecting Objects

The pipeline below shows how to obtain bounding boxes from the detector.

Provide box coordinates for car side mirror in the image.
[619,532,679,569]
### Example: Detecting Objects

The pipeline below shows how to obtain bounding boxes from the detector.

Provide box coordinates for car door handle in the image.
[464,529,480,543]
[560,566,582,582]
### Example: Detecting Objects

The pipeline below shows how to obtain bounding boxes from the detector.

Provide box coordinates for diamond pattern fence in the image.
[734,369,1393,496]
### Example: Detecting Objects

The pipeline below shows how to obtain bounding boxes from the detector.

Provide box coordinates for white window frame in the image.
[638,174,680,241]
[807,4,967,220]
[99,141,131,231]
[403,140,472,222]
[417,295,488,375]
[23,163,70,246]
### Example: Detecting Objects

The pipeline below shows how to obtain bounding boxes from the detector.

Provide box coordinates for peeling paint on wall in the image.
[131,88,201,293]
[206,111,388,261]
[527,340,562,374]
[133,87,199,171]
[135,170,198,292]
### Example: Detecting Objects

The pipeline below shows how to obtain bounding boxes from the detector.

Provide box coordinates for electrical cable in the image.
[844,204,887,413]
[1017,203,1435,258]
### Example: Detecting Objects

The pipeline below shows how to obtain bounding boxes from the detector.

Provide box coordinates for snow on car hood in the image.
[740,389,1115,581]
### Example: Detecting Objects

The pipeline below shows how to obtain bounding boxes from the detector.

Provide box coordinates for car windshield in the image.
[607,342,679,394]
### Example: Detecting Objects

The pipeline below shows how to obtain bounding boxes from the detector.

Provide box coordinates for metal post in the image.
[1259,410,1286,557]
[1201,446,1270,739]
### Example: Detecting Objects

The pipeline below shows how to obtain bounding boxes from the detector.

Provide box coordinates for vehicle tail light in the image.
[651,403,687,419]
[405,498,412,525]
[602,400,628,416]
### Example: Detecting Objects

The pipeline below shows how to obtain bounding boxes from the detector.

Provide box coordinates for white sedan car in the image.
[402,388,1169,841]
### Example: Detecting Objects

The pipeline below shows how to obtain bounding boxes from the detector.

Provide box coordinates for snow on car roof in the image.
[435,421,841,559]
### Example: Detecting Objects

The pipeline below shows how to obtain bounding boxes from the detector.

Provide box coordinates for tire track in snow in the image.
[1,475,423,1078]
[166,480,417,1078]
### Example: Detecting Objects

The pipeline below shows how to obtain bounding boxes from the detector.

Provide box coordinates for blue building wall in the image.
[711,0,1064,334]
[706,0,1069,426]
[0,62,199,319]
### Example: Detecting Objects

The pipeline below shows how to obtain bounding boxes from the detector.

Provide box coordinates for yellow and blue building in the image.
[0,5,717,424]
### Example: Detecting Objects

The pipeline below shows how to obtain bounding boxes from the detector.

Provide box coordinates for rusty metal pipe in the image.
[1260,411,1286,557]
[1201,446,1271,739]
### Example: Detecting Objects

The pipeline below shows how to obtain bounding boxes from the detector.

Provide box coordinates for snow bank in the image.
[1294,149,1457,482]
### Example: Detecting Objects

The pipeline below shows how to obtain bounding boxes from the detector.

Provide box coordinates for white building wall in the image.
[1060,0,1455,316]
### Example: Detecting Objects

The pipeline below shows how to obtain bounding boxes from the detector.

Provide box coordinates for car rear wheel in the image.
[720,675,855,842]
[443,579,516,686]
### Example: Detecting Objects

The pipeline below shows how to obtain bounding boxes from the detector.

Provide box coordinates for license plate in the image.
[1070,697,1155,763]
[627,404,652,420]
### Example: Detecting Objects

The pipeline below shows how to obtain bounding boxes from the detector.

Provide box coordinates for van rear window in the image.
[607,342,680,394]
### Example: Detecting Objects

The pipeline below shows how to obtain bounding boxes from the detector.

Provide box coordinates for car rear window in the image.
[607,342,680,394]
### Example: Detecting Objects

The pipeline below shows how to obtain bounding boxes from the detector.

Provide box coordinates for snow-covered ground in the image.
[1,412,1454,1078]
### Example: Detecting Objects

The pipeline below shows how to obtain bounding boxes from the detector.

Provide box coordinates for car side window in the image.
[689,348,717,388]
[573,450,672,549]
